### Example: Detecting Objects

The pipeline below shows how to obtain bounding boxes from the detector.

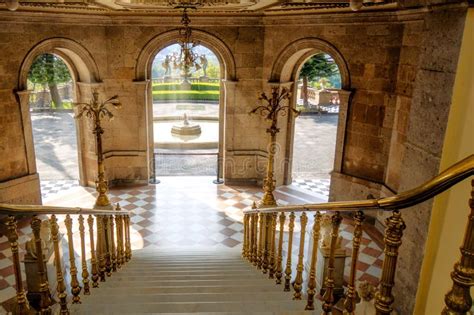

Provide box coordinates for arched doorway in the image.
[269,38,351,200]
[151,43,222,178]
[290,53,342,199]
[18,38,101,193]
[27,53,80,184]
[135,29,237,184]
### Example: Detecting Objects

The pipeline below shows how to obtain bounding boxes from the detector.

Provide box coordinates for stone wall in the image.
[0,5,469,312]
[392,7,468,314]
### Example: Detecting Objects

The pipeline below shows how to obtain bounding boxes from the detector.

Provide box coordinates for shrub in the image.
[152,82,220,92]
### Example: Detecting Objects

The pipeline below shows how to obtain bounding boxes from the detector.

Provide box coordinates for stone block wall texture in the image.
[0,4,469,312]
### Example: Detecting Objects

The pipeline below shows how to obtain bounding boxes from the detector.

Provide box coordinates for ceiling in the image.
[2,0,395,14]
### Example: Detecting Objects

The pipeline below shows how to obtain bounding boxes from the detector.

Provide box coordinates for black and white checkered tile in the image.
[292,178,330,197]
[40,180,79,200]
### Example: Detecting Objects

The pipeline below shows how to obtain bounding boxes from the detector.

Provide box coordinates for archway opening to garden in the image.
[151,43,222,177]
[27,53,81,187]
[290,52,342,198]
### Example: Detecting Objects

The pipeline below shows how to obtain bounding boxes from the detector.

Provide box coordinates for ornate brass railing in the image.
[242,154,474,313]
[0,203,131,314]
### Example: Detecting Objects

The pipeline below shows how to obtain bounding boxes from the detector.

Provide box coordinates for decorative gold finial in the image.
[74,90,121,209]
[249,87,299,208]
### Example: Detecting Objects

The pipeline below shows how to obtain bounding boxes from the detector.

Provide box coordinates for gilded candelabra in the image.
[250,87,300,207]
[75,91,121,209]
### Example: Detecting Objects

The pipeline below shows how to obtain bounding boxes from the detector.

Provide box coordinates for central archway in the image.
[136,29,237,183]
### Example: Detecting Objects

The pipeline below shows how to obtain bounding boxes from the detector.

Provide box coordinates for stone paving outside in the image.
[31,111,79,180]
[31,106,338,181]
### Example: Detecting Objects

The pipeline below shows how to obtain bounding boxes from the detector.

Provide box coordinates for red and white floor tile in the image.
[0,177,384,312]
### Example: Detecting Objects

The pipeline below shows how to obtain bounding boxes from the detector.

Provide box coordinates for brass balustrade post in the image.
[78,215,90,295]
[65,215,82,304]
[50,215,69,314]
[103,216,112,276]
[275,212,286,285]
[268,214,277,279]
[125,215,132,261]
[31,216,52,314]
[242,213,249,259]
[87,215,99,288]
[374,210,406,315]
[262,214,270,274]
[109,215,117,272]
[343,211,365,314]
[292,212,308,300]
[6,216,31,315]
[443,180,474,314]
[249,214,255,264]
[257,212,265,270]
[284,212,296,292]
[322,211,342,314]
[115,214,123,269]
[252,213,258,265]
[120,215,127,265]
[305,211,322,310]
[97,215,106,281]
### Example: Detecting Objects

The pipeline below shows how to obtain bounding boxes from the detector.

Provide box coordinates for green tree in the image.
[299,53,339,108]
[28,53,71,108]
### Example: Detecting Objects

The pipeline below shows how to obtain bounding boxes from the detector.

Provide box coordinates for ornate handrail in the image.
[245,154,474,214]
[0,204,129,216]
[1,201,132,314]
[241,154,474,314]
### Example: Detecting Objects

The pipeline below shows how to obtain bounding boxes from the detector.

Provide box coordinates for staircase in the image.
[72,247,312,314]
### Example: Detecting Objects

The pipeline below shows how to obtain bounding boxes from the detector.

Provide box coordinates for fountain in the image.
[171,113,202,136]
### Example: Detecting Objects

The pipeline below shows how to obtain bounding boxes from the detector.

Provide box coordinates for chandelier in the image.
[173,7,201,84]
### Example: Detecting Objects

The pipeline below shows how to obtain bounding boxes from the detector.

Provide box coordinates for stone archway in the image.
[17,37,101,187]
[135,29,237,181]
[269,37,352,187]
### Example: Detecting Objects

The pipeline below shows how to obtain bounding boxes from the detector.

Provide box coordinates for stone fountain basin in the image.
[154,118,218,150]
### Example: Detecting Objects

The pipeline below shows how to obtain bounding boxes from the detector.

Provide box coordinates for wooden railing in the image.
[0,204,131,314]
[242,154,474,313]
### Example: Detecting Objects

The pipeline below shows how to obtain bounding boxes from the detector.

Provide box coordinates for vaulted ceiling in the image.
[1,0,396,14]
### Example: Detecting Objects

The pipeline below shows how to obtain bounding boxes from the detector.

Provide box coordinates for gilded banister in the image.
[31,216,52,314]
[344,210,365,314]
[275,212,285,285]
[374,211,406,315]
[292,212,307,300]
[442,179,474,314]
[88,215,100,288]
[322,212,342,314]
[6,216,31,315]
[284,212,295,292]
[50,215,69,315]
[78,215,90,295]
[243,154,474,215]
[305,211,322,310]
[65,215,82,304]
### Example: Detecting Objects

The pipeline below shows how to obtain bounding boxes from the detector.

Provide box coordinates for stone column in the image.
[222,79,237,182]
[333,89,352,173]
[16,90,37,176]
[133,80,151,181]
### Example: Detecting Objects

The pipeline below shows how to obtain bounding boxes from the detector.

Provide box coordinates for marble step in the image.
[70,300,308,314]
[103,273,271,281]
[96,278,283,287]
[81,291,297,303]
[84,284,289,294]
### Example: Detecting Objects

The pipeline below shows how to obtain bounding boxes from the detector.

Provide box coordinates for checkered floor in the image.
[0,177,384,311]
[292,178,331,199]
